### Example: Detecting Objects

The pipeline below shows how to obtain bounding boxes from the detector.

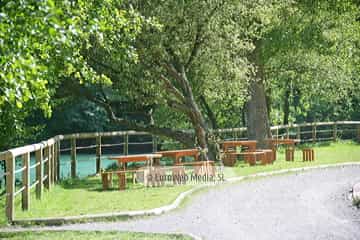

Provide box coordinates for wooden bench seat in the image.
[175,161,216,176]
[221,151,272,166]
[101,169,139,190]
[101,170,127,190]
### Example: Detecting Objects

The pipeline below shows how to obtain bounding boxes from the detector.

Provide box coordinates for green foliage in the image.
[116,0,252,128]
[264,0,360,123]
[45,100,114,136]
[1,0,360,149]
[0,0,145,149]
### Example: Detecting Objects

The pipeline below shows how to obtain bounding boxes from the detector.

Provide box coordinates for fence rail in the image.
[0,137,61,222]
[0,121,360,222]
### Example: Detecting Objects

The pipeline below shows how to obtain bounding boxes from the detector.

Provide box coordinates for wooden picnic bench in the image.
[237,151,266,166]
[155,149,200,164]
[266,139,300,161]
[221,140,273,166]
[221,140,257,153]
[221,140,277,166]
[102,153,163,190]
[109,153,162,170]
[176,160,216,176]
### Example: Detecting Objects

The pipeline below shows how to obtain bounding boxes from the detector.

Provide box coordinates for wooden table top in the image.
[155,149,199,157]
[221,140,257,145]
[221,141,257,151]
[109,154,162,164]
[236,151,265,155]
[175,160,215,166]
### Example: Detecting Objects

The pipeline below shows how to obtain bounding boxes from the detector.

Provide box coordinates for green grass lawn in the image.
[0,141,359,226]
[0,179,192,226]
[14,181,192,220]
[0,231,192,240]
[224,140,360,178]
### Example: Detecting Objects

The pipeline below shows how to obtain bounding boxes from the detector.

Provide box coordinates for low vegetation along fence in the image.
[0,121,360,222]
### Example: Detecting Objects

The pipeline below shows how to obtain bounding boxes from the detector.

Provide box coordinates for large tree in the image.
[232,0,294,147]
[2,0,359,157]
[72,0,251,159]
[239,0,360,145]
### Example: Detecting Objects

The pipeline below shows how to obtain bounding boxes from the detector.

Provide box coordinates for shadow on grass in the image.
[59,176,146,192]
[301,141,332,148]
[59,178,101,190]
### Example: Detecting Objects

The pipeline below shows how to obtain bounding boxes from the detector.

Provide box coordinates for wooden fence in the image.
[0,121,360,222]
[0,136,62,222]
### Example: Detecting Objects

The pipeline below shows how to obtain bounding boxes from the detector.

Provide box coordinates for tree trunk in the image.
[241,103,247,126]
[186,92,211,160]
[266,87,272,121]
[246,40,272,148]
[283,85,291,125]
[199,95,218,129]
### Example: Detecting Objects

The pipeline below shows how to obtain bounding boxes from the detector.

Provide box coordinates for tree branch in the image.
[161,62,193,97]
[185,24,204,70]
[199,95,218,129]
[166,98,191,114]
[159,74,186,103]
[164,46,182,67]
[79,85,195,147]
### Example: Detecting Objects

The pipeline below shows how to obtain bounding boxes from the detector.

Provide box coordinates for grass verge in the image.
[0,231,192,240]
[224,141,360,178]
[15,182,192,220]
[0,141,359,226]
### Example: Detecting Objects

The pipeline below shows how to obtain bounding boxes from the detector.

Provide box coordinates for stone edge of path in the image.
[11,162,360,227]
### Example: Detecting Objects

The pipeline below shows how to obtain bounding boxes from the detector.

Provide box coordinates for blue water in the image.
[5,154,117,188]
[55,154,117,179]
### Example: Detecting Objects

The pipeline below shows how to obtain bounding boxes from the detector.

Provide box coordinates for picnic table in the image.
[109,153,163,170]
[155,149,200,164]
[221,140,257,152]
[103,154,162,190]
[266,139,301,161]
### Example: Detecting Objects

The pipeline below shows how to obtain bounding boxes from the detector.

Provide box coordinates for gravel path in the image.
[7,166,360,240]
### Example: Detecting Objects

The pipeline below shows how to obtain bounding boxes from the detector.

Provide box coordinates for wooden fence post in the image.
[71,138,77,178]
[51,144,55,184]
[297,126,301,140]
[53,143,57,182]
[333,123,337,141]
[286,126,290,138]
[5,153,15,222]
[56,141,61,181]
[124,134,129,155]
[44,146,51,189]
[152,135,157,153]
[96,136,101,174]
[35,147,43,199]
[312,123,317,143]
[22,152,30,210]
